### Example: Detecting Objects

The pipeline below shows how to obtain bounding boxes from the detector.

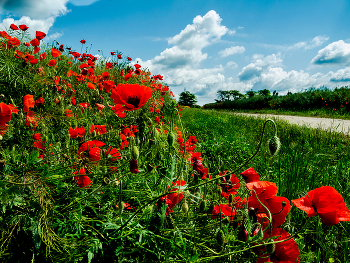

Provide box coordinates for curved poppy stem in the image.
[251,189,272,233]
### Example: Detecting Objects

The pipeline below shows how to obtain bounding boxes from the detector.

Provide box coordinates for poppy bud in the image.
[129,158,139,174]
[131,145,139,160]
[167,132,175,146]
[199,200,206,213]
[117,201,124,213]
[181,201,189,214]
[266,243,275,254]
[242,208,249,219]
[216,229,225,246]
[228,193,233,204]
[268,135,281,156]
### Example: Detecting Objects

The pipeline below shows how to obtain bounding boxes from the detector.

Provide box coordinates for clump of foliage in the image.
[205,87,350,114]
[0,24,349,263]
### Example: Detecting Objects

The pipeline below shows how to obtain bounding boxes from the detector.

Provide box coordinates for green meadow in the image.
[180,108,350,262]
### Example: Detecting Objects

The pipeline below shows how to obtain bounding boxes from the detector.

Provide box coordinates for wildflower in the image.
[219,172,240,200]
[110,83,153,111]
[117,54,122,59]
[127,57,132,61]
[292,186,350,226]
[36,31,46,40]
[241,167,260,183]
[105,146,121,161]
[48,59,57,67]
[80,39,86,44]
[73,168,92,188]
[77,140,105,159]
[129,158,139,174]
[111,52,115,55]
[211,204,235,221]
[23,94,35,112]
[51,48,61,58]
[158,180,186,215]
[10,24,18,30]
[256,228,300,263]
[68,126,86,139]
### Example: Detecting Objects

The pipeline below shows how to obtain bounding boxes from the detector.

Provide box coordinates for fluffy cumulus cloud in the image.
[234,53,349,95]
[0,0,71,39]
[137,10,233,102]
[218,46,245,57]
[311,40,350,65]
[0,0,69,19]
[329,67,350,82]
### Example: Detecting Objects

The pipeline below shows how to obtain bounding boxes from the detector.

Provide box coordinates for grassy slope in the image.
[180,108,350,262]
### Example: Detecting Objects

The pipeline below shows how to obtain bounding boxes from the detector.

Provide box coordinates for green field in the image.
[180,108,350,262]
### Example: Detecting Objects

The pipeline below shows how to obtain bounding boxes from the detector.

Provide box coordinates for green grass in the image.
[180,108,350,262]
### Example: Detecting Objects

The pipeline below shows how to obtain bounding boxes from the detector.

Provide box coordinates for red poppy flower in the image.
[90,124,107,135]
[96,103,105,113]
[158,180,186,215]
[127,57,132,61]
[105,146,121,161]
[87,82,96,90]
[78,140,105,158]
[257,228,300,263]
[0,102,12,126]
[89,147,103,162]
[65,109,75,117]
[10,24,18,30]
[25,111,37,130]
[19,24,29,31]
[68,126,86,139]
[30,38,40,47]
[23,94,35,113]
[36,31,46,40]
[35,97,45,106]
[102,80,115,93]
[292,186,350,226]
[109,104,126,118]
[130,158,139,174]
[219,172,241,200]
[51,48,61,58]
[124,72,132,81]
[246,181,278,208]
[73,168,92,188]
[29,58,39,65]
[7,37,20,48]
[110,52,115,55]
[48,59,57,67]
[211,203,235,221]
[117,54,122,59]
[80,39,86,44]
[241,167,260,183]
[111,83,152,111]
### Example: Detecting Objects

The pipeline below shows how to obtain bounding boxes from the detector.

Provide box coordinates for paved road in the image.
[232,113,350,135]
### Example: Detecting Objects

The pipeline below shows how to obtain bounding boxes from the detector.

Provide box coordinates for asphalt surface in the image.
[233,113,350,135]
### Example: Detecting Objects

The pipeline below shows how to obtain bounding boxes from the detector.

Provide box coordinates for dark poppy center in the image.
[127,95,141,108]
[270,252,281,261]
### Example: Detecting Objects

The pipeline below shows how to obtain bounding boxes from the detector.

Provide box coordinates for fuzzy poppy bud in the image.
[167,132,175,146]
[199,200,206,213]
[266,243,276,254]
[228,193,233,204]
[131,145,139,160]
[216,229,225,246]
[242,208,249,219]
[181,201,189,214]
[268,135,281,156]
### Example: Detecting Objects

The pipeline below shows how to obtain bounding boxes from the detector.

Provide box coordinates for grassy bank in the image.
[180,108,350,262]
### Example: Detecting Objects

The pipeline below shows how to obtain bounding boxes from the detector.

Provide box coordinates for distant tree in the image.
[230,90,245,100]
[178,91,197,107]
[272,90,279,96]
[246,91,256,98]
[258,89,271,96]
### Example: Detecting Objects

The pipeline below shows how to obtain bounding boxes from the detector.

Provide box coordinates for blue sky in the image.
[1,0,350,105]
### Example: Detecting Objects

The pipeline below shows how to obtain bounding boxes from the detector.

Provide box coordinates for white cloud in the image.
[311,40,350,65]
[0,0,69,19]
[226,61,238,69]
[288,35,329,50]
[46,32,63,41]
[218,46,245,57]
[329,67,350,82]
[168,10,229,50]
[69,0,100,6]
